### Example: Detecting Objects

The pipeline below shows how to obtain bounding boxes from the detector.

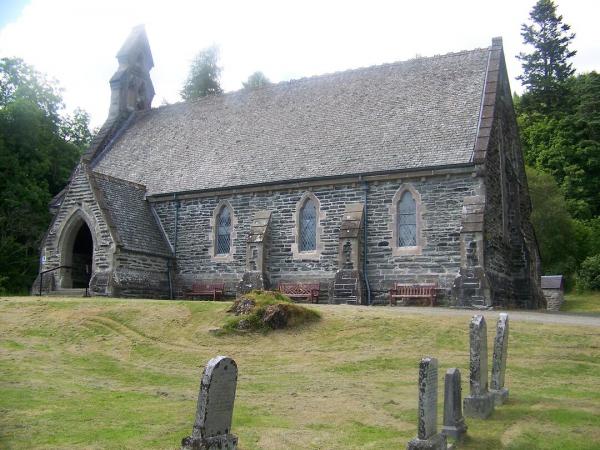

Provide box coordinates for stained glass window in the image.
[299,199,317,252]
[216,206,231,255]
[398,191,417,247]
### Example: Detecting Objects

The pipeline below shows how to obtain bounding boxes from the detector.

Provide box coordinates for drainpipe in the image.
[171,194,180,299]
[173,194,180,254]
[362,179,372,305]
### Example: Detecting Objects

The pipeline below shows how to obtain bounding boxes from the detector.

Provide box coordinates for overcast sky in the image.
[0,0,598,128]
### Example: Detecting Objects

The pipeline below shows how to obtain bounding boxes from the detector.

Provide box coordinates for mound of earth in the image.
[223,290,320,332]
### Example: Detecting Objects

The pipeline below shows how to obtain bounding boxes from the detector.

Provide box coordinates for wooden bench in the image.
[185,282,225,300]
[389,283,437,306]
[278,282,320,303]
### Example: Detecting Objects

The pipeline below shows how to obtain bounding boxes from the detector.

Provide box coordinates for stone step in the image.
[44,288,88,297]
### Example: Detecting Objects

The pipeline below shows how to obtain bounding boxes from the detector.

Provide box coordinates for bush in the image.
[578,255,600,290]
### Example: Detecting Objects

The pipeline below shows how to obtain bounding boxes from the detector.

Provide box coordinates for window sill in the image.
[212,254,234,263]
[292,251,321,261]
[392,245,422,257]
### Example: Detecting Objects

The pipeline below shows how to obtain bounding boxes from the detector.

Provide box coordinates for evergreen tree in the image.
[243,71,271,90]
[517,0,576,114]
[180,45,223,100]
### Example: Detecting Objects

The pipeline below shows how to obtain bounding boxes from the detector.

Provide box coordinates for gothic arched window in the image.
[216,205,232,255]
[299,198,317,252]
[397,190,417,247]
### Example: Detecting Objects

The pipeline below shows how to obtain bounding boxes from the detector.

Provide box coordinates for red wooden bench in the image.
[278,282,320,303]
[185,282,225,300]
[389,283,437,306]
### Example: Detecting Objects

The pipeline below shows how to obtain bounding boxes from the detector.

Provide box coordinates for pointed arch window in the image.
[299,198,317,252]
[216,206,232,255]
[398,191,417,247]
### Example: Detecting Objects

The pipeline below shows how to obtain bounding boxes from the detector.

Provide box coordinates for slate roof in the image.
[93,47,490,196]
[92,173,172,256]
[540,275,564,290]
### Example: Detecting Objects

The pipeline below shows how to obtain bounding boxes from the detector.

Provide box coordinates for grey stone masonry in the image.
[490,313,509,405]
[442,368,467,440]
[332,203,365,304]
[542,275,564,311]
[182,356,238,450]
[152,173,479,303]
[238,210,272,294]
[463,315,495,419]
[407,357,448,450]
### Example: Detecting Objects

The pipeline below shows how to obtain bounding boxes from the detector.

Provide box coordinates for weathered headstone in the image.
[182,356,238,450]
[490,313,509,405]
[407,357,447,450]
[463,315,495,419]
[441,368,467,440]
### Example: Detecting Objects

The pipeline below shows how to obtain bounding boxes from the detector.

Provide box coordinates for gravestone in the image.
[441,368,467,440]
[490,313,509,405]
[463,315,495,419]
[181,356,238,450]
[407,357,448,450]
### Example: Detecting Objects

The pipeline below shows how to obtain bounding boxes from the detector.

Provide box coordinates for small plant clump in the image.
[222,290,320,333]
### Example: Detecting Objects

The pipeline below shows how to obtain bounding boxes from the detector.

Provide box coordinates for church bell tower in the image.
[108,25,155,120]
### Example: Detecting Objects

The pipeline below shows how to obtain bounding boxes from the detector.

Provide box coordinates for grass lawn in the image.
[1,297,599,449]
[562,291,600,314]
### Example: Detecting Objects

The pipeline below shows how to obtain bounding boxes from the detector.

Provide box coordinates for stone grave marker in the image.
[490,313,509,405]
[463,315,495,419]
[441,368,467,440]
[407,357,447,450]
[182,356,238,450]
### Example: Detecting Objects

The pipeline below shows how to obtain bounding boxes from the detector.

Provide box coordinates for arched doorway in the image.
[60,215,94,289]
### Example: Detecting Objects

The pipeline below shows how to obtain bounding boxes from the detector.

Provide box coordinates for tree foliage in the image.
[0,58,89,293]
[526,167,584,280]
[243,71,271,90]
[0,58,63,122]
[517,0,576,114]
[180,45,223,100]
[518,72,600,219]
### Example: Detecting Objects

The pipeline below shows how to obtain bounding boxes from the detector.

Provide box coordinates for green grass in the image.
[1,297,599,449]
[562,291,600,313]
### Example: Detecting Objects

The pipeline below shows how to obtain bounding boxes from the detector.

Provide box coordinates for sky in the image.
[0,0,598,128]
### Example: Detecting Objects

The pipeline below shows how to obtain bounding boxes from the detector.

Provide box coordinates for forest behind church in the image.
[0,0,598,295]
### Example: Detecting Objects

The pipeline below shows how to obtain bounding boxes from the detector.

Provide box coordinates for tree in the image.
[517,0,576,114]
[0,58,63,121]
[243,71,271,90]
[180,45,223,100]
[526,166,585,283]
[60,107,93,151]
[518,73,600,219]
[0,58,85,293]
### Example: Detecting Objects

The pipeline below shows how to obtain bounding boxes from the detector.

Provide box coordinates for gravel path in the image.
[312,304,600,327]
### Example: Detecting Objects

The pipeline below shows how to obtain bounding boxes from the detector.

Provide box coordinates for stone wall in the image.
[34,164,117,295]
[152,171,479,304]
[113,250,171,298]
[543,289,564,311]
[477,42,544,309]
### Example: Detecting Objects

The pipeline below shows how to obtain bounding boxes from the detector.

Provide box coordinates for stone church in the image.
[34,26,545,308]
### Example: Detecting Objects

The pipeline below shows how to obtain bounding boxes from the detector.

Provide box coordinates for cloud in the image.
[0,0,597,128]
